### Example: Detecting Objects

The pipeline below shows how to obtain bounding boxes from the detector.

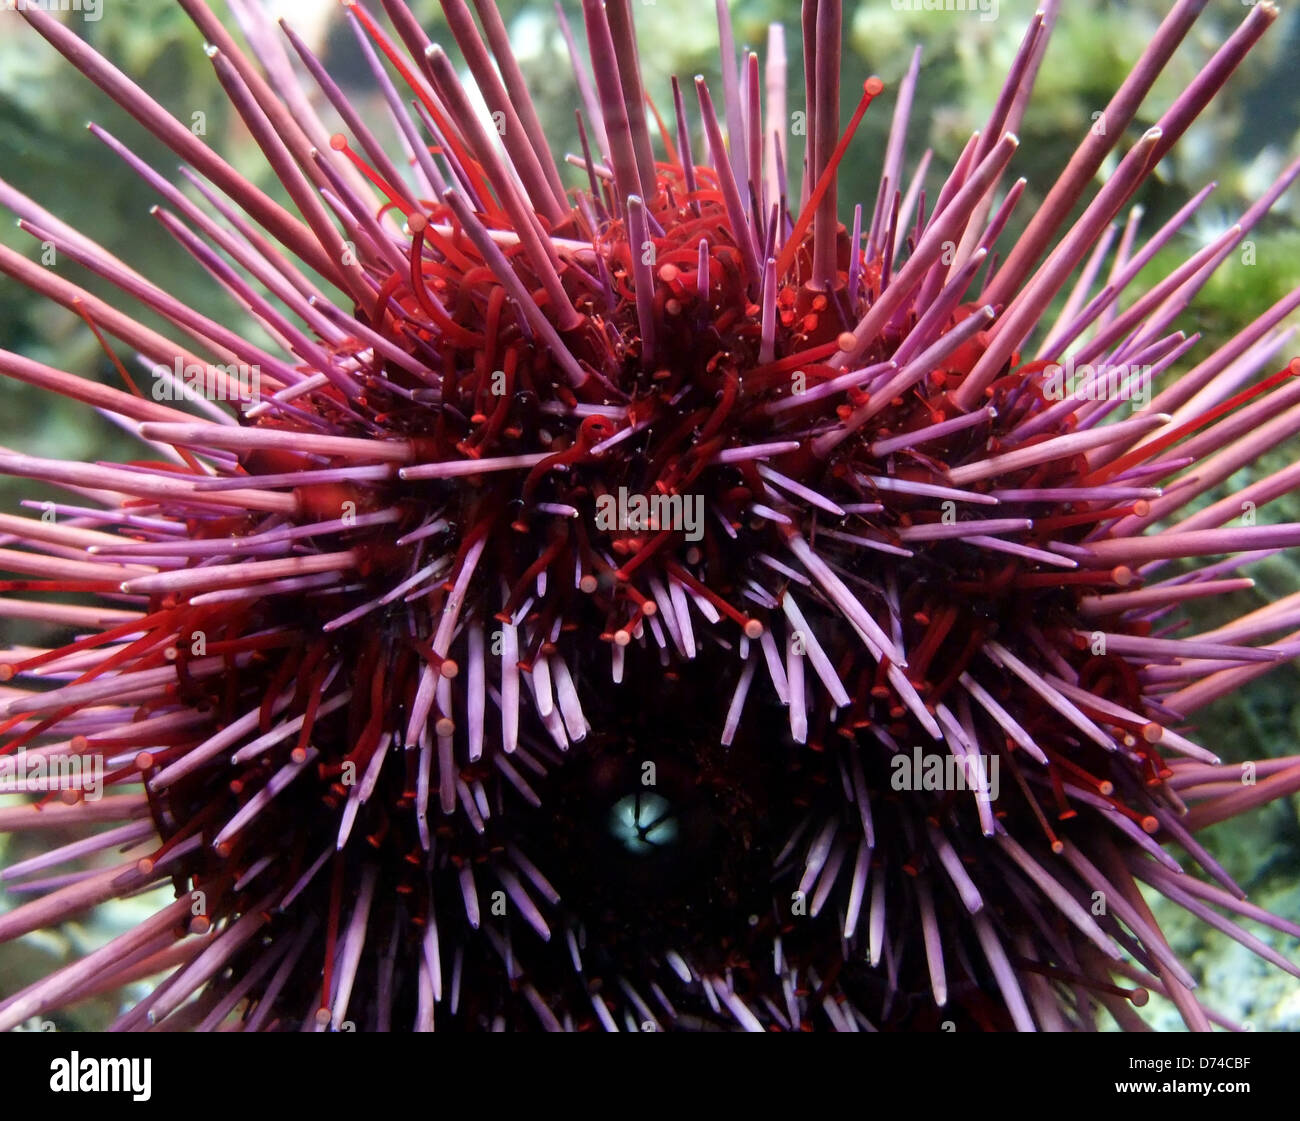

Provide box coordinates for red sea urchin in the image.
[0,0,1299,1033]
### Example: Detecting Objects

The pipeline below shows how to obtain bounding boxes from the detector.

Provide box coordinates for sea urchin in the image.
[1,0,1299,1032]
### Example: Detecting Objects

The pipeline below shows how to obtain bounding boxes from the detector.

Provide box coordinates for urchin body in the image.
[0,0,1299,1032]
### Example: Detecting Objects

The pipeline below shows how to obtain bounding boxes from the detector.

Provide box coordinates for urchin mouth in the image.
[517,672,791,904]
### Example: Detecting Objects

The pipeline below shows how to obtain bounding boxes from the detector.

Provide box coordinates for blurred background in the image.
[0,0,1298,1030]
